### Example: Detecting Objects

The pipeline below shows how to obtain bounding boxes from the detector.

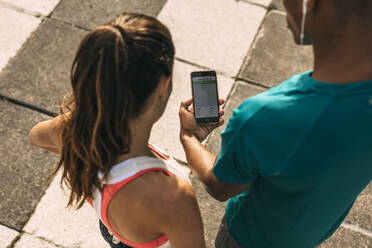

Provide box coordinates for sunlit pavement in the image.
[0,0,370,247]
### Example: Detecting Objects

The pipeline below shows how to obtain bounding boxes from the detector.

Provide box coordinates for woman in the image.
[29,13,205,248]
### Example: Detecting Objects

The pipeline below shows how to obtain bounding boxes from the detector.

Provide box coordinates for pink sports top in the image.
[89,144,191,248]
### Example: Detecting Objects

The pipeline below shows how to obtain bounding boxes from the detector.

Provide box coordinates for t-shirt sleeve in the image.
[213,106,260,184]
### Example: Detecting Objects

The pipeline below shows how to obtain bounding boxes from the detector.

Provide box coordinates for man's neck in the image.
[311,19,372,84]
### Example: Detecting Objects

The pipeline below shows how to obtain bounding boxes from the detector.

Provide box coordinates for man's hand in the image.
[179,98,251,201]
[179,98,225,142]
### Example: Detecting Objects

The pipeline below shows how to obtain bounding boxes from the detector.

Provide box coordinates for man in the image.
[179,0,372,247]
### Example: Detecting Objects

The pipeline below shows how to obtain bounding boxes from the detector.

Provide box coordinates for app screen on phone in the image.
[192,75,218,119]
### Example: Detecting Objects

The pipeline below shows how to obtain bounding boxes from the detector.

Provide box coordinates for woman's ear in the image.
[157,76,172,100]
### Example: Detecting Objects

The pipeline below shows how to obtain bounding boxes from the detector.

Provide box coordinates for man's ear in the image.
[157,76,172,100]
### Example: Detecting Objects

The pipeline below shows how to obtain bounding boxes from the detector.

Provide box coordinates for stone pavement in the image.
[0,0,370,247]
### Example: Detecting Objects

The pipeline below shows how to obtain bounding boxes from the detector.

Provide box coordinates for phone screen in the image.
[191,71,219,123]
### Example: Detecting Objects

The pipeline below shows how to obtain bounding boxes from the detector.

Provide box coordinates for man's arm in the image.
[179,99,250,201]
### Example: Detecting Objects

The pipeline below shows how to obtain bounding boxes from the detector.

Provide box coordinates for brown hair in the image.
[56,13,175,209]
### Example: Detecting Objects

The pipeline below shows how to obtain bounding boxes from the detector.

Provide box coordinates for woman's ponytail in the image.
[56,13,174,209]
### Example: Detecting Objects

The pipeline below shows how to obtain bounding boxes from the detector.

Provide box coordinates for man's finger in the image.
[218,99,225,105]
[180,98,193,109]
[218,118,224,126]
[219,109,225,116]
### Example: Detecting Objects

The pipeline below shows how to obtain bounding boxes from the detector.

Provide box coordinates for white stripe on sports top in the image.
[90,144,191,248]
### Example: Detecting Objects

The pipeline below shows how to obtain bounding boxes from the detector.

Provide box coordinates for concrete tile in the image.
[150,61,234,162]
[14,233,61,248]
[318,226,372,248]
[0,18,86,114]
[0,100,59,230]
[0,6,40,74]
[270,0,285,11]
[190,174,226,248]
[158,0,267,77]
[1,0,60,16]
[205,81,266,154]
[245,0,272,6]
[239,10,313,88]
[52,0,167,30]
[24,172,109,248]
[346,183,372,230]
[0,224,19,248]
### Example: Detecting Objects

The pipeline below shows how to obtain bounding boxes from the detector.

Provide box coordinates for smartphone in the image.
[191,71,220,123]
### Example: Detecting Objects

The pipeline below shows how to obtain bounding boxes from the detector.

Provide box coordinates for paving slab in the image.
[0,100,59,230]
[318,226,372,248]
[270,0,285,11]
[0,18,86,114]
[0,0,60,16]
[150,60,234,162]
[24,171,109,248]
[0,224,19,248]
[52,0,167,30]
[239,10,313,88]
[205,81,267,154]
[0,6,40,74]
[345,183,372,231]
[13,233,61,248]
[190,174,226,248]
[158,0,267,77]
[239,0,271,7]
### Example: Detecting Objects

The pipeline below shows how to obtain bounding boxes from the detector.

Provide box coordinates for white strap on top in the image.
[91,155,191,219]
[91,154,189,248]
[159,241,171,248]
[104,156,191,185]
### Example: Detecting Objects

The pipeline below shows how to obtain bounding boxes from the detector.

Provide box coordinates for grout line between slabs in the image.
[235,7,270,79]
[47,0,64,18]
[341,222,372,238]
[0,0,43,17]
[8,232,22,248]
[235,0,286,13]
[23,232,67,248]
[0,222,21,233]
[0,0,91,31]
[7,174,60,248]
[175,57,234,79]
[235,77,270,89]
[48,16,91,31]
[8,230,67,248]
[234,0,269,10]
[0,94,57,117]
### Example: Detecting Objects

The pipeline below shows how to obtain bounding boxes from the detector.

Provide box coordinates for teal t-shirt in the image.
[213,71,372,248]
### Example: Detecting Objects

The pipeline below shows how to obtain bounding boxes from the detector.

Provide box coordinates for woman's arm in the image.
[159,180,205,247]
[28,115,66,154]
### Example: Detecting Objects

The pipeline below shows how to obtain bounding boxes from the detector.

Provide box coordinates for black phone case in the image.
[191,71,220,124]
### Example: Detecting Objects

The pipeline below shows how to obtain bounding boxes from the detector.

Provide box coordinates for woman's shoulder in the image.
[108,168,197,233]
[115,168,194,208]
[107,166,203,246]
